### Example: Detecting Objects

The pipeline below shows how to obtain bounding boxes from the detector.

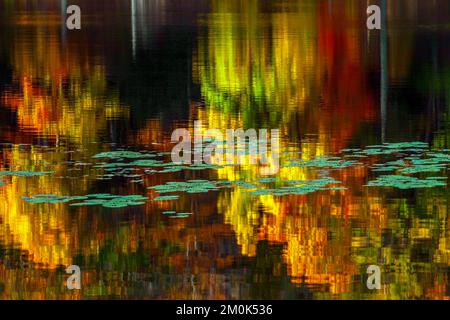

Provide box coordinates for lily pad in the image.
[150,180,221,194]
[0,171,55,177]
[93,151,156,159]
[248,177,346,196]
[365,175,446,189]
[285,157,360,169]
[23,193,148,208]
[153,195,180,201]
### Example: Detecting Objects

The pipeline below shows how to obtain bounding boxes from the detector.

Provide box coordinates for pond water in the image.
[0,0,450,299]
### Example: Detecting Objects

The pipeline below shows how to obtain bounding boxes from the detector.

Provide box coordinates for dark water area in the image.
[0,0,450,299]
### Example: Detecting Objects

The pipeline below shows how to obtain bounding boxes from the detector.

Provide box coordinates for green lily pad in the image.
[153,195,180,201]
[285,157,360,169]
[150,180,222,195]
[248,177,346,196]
[365,175,446,189]
[258,178,277,183]
[0,171,55,177]
[24,193,148,208]
[93,151,156,159]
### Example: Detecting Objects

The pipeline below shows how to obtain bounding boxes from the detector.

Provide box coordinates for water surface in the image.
[0,0,450,300]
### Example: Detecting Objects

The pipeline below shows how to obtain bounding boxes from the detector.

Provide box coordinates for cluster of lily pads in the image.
[340,142,449,189]
[341,141,429,157]
[284,157,361,169]
[162,211,193,219]
[92,150,224,180]
[279,142,450,190]
[93,142,450,202]
[8,141,450,215]
[93,151,158,160]
[365,176,447,189]
[0,170,55,177]
[0,170,55,188]
[248,177,346,196]
[149,176,346,200]
[371,158,446,174]
[22,194,148,208]
[150,180,231,200]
